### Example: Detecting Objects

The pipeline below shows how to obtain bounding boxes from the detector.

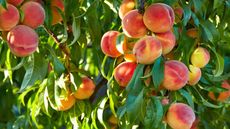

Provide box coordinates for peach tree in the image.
[0,0,230,129]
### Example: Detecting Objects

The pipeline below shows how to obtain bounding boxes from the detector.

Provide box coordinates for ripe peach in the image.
[143,3,174,33]
[51,0,64,25]
[101,31,122,58]
[187,28,198,38]
[0,4,20,31]
[114,62,137,87]
[122,10,147,38]
[156,31,176,55]
[74,77,96,100]
[7,25,38,57]
[162,60,189,90]
[208,80,230,101]
[118,0,135,19]
[7,0,24,6]
[21,1,45,28]
[166,103,195,129]
[190,47,210,68]
[133,36,162,64]
[188,65,201,86]
[57,92,76,111]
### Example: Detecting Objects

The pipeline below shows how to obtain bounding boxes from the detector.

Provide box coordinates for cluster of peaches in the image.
[101,0,230,129]
[54,76,96,111]
[0,0,64,57]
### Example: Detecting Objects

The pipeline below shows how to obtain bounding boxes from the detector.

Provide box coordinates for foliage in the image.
[0,0,230,129]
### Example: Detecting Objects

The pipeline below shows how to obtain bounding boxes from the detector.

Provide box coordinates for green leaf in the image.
[179,89,194,109]
[126,89,145,124]
[209,48,224,76]
[0,0,7,8]
[152,97,164,128]
[116,33,125,54]
[97,98,109,129]
[69,14,81,46]
[151,56,164,90]
[53,56,65,75]
[19,54,48,92]
[182,6,192,26]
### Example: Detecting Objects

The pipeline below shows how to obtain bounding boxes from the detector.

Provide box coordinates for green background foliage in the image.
[0,0,230,129]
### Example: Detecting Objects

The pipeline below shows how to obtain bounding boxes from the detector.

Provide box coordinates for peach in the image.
[188,65,201,86]
[7,25,38,57]
[122,9,147,38]
[187,28,198,38]
[174,7,183,23]
[74,77,96,100]
[133,36,162,64]
[51,0,64,25]
[7,0,24,6]
[118,0,135,19]
[156,31,176,55]
[0,4,20,31]
[208,80,230,101]
[114,62,137,87]
[143,3,175,33]
[162,60,189,90]
[57,92,76,111]
[190,47,210,68]
[21,1,45,28]
[101,31,122,58]
[161,98,169,105]
[166,103,195,129]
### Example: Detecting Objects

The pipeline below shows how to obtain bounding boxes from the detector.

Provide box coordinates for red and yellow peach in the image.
[162,60,189,90]
[190,47,210,68]
[7,0,24,6]
[0,4,20,31]
[156,30,176,55]
[51,0,64,25]
[74,77,96,100]
[57,91,76,111]
[118,0,135,19]
[133,36,162,64]
[188,65,201,86]
[7,25,39,57]
[114,62,137,87]
[122,9,147,38]
[21,1,45,28]
[101,31,122,58]
[166,103,195,129]
[143,3,174,33]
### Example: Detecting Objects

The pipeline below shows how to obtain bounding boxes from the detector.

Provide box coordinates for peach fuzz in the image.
[143,3,175,33]
[188,65,201,86]
[208,80,230,101]
[114,62,137,87]
[166,103,195,129]
[101,31,122,58]
[57,92,76,111]
[51,0,64,25]
[7,0,24,6]
[0,4,20,31]
[122,9,147,38]
[133,36,162,64]
[162,60,189,90]
[190,47,210,68]
[156,31,176,55]
[118,0,135,19]
[7,25,38,57]
[74,77,96,100]
[187,28,198,38]
[21,1,45,28]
